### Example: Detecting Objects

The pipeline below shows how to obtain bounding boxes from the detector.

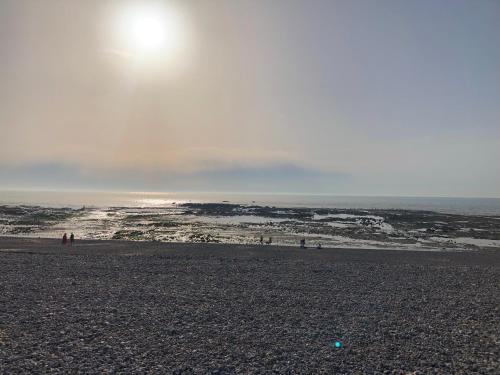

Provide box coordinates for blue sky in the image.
[0,0,499,196]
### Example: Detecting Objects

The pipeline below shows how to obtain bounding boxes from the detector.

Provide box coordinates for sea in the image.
[1,190,500,251]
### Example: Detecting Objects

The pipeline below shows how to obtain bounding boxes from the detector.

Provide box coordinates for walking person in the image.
[62,233,68,245]
[300,238,306,249]
[70,233,75,245]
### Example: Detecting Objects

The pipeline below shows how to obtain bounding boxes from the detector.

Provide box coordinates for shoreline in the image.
[1,235,498,257]
[2,234,499,254]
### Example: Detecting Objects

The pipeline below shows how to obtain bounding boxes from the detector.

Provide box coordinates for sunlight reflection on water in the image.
[1,190,500,215]
[134,198,176,207]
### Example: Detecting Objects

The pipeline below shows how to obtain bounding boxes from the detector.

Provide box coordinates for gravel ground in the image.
[0,238,498,374]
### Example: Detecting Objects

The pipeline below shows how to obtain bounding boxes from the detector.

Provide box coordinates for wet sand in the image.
[0,238,498,373]
[3,203,500,251]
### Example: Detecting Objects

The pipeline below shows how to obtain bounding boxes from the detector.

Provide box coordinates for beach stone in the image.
[0,238,498,373]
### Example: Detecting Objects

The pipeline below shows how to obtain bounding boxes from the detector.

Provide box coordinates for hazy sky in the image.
[1,0,499,196]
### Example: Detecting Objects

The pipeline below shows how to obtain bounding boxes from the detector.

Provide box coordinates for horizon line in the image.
[1,188,499,200]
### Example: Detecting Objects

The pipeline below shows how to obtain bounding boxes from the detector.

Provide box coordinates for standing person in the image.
[62,233,68,245]
[300,238,306,249]
[260,235,264,245]
[70,233,75,245]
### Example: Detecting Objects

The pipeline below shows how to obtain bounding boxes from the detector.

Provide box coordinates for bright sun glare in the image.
[129,14,167,53]
[114,3,184,60]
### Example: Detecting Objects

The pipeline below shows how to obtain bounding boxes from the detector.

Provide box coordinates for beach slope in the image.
[0,238,498,373]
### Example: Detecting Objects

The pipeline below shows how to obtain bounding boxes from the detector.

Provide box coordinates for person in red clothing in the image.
[62,233,68,245]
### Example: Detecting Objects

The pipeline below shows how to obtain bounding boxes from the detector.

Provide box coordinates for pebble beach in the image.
[0,238,498,374]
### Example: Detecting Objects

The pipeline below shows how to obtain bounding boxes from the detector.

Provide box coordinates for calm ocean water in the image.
[1,190,500,216]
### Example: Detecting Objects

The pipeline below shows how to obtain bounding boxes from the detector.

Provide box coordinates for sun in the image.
[113,2,184,60]
[129,13,168,54]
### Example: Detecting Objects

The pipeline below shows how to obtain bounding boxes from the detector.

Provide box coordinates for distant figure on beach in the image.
[70,233,75,245]
[260,235,264,245]
[62,233,68,245]
[266,237,272,245]
[317,242,322,249]
[300,238,306,249]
